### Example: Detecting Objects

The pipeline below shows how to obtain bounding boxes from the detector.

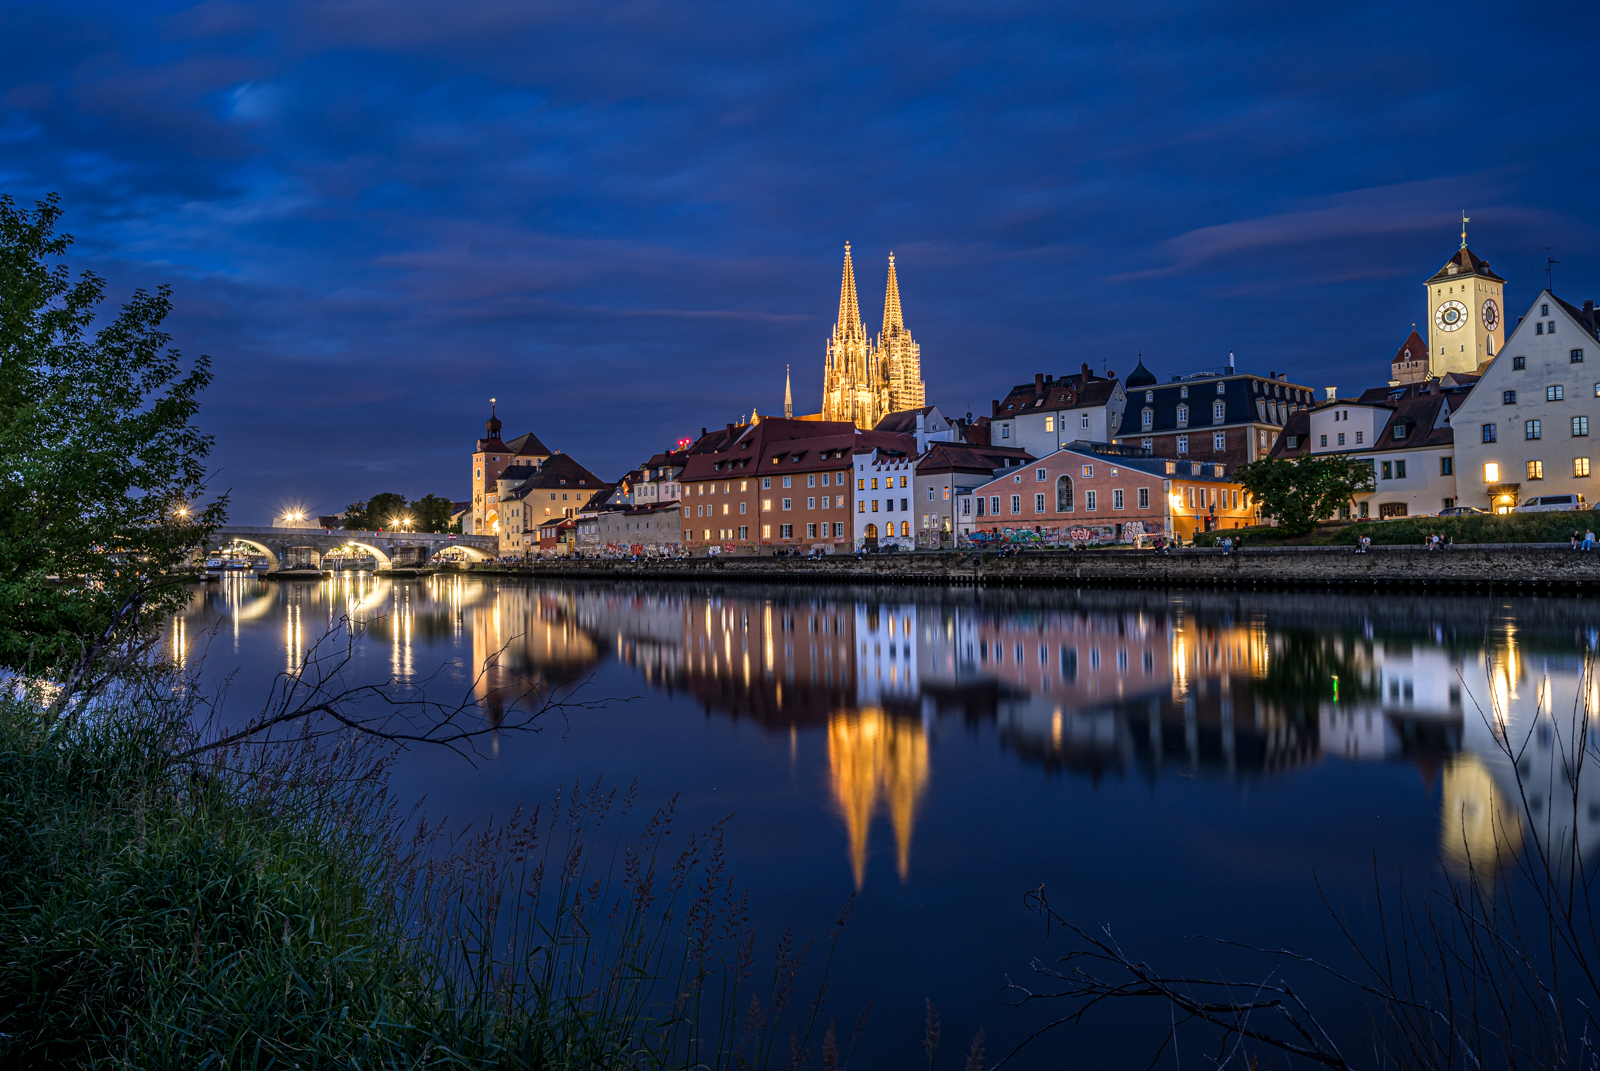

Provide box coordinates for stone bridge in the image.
[203,525,498,572]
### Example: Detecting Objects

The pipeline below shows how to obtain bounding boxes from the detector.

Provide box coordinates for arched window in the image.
[1056,474,1074,512]
[865,523,879,540]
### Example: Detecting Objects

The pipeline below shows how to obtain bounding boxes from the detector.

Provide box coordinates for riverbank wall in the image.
[461,544,1600,593]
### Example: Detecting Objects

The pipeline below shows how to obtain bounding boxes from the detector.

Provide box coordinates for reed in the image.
[0,672,853,1069]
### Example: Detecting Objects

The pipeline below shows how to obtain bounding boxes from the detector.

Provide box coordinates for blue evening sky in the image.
[3,0,1596,522]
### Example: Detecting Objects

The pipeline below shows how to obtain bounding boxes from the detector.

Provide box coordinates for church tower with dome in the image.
[1426,214,1506,377]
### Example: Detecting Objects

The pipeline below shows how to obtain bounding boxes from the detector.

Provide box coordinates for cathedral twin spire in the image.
[822,243,925,428]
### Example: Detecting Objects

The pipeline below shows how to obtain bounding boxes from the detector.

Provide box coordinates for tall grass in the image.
[0,672,854,1069]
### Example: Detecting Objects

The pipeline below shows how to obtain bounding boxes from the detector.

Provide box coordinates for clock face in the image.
[1482,299,1500,330]
[1435,300,1468,332]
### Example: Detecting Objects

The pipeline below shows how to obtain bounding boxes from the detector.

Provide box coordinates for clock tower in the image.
[1425,213,1506,378]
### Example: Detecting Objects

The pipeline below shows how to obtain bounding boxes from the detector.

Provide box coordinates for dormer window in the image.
[1176,406,1189,426]
[1393,424,1407,440]
[1216,382,1225,394]
[1145,391,1154,402]
[1180,387,1189,399]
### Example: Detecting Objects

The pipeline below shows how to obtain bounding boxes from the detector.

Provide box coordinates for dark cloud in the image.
[2,0,1596,520]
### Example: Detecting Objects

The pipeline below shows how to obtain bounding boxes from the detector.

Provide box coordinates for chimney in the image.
[1081,362,1092,380]
[701,427,707,438]
[1585,300,1595,328]
[992,399,1000,417]
[1228,351,1235,372]
[1034,372,1045,395]
[1268,370,1276,380]
[1325,386,1337,401]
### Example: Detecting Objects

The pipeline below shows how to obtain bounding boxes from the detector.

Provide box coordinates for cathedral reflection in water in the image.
[174,578,1599,888]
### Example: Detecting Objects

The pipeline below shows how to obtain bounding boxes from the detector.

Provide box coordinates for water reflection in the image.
[172,579,1596,885]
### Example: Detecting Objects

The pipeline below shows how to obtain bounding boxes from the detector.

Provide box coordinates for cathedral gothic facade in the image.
[822,243,926,429]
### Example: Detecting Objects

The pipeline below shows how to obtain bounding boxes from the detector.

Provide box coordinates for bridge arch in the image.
[212,536,284,572]
[325,539,394,571]
[432,543,494,563]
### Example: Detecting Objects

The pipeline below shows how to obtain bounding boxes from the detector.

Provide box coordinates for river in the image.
[168,573,1597,1068]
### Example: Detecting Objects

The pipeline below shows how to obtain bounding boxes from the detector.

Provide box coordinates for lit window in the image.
[1044,415,1054,432]
[1527,460,1544,480]
[870,478,878,490]
[1484,463,1500,482]
[1576,458,1591,478]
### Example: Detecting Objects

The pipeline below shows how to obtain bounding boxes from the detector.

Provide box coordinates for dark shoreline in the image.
[452,544,1600,594]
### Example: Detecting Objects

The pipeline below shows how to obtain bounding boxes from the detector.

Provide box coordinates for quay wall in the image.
[464,544,1600,593]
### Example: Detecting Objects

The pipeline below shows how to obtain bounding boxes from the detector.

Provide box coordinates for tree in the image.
[0,193,224,692]
[342,492,408,531]
[1234,455,1373,536]
[409,493,456,533]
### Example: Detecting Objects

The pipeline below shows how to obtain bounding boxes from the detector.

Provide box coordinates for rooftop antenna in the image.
[1545,248,1560,290]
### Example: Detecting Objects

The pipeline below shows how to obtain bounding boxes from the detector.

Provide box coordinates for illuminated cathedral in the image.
[822,243,926,428]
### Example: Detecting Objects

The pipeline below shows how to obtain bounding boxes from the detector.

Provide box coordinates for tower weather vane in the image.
[1459,210,1470,249]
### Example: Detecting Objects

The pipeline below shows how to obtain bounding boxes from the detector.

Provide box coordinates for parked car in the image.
[1438,506,1488,517]
[1513,494,1588,513]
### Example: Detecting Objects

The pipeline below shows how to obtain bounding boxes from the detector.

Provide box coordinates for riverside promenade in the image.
[464,543,1600,594]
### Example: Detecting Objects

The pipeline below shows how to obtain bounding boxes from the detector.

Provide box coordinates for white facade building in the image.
[1452,291,1600,511]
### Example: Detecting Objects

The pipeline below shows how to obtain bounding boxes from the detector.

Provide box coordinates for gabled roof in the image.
[1391,329,1429,367]
[873,407,938,433]
[505,452,607,498]
[503,431,551,457]
[1426,246,1505,285]
[1114,374,1314,437]
[675,418,880,483]
[994,371,1121,418]
[916,442,1036,475]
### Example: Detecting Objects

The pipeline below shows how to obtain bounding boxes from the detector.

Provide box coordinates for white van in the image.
[1514,493,1588,513]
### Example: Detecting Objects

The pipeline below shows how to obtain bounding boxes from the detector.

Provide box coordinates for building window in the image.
[1044,415,1055,432]
[1512,356,1525,370]
[1526,420,1542,440]
[1177,435,1189,454]
[1212,402,1225,421]
[1396,460,1406,478]
[740,525,749,539]
[807,474,816,487]
[1527,460,1544,480]
[1320,434,1328,447]
[1337,433,1345,446]
[1576,458,1591,478]
[807,497,815,509]
[1503,390,1517,404]
[1142,438,1153,450]
[1010,495,1021,514]
[1036,467,1047,481]
[989,496,1000,514]
[1485,463,1500,483]
[1002,424,1011,439]
[1441,456,1453,476]
[782,498,792,510]
[1548,385,1565,401]
[1080,414,1090,429]
[780,524,793,538]
[1112,489,1124,510]
[762,525,771,538]
[871,499,879,512]
[1056,475,1074,512]
[1213,432,1225,451]
[1537,323,1544,335]
[1542,303,1550,316]
[1482,424,1497,443]
[1085,490,1097,511]
[1035,493,1046,513]
[1176,406,1189,426]
[740,502,747,514]
[1186,486,1195,509]
[1381,461,1393,480]
[1180,386,1189,399]
[961,498,971,515]
[1142,409,1153,428]
[1573,349,1585,364]
[833,522,845,537]
[857,501,865,513]
[1576,416,1591,436]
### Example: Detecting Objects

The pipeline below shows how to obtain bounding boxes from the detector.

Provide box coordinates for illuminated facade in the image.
[822,244,926,429]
